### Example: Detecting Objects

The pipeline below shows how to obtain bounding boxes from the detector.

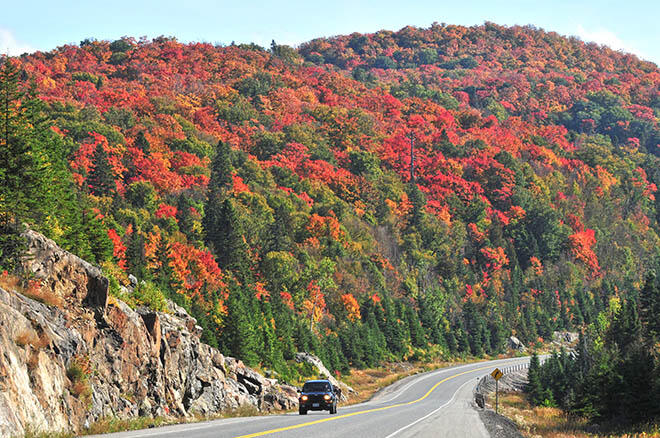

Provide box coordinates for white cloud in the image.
[575,24,646,60]
[0,28,35,56]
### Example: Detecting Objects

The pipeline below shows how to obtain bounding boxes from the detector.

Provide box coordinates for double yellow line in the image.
[233,363,498,438]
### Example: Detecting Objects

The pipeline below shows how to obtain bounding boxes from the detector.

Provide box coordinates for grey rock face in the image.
[294,352,356,401]
[507,336,525,352]
[0,231,297,437]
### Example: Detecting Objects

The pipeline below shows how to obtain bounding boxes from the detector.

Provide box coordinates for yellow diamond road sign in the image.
[491,368,503,381]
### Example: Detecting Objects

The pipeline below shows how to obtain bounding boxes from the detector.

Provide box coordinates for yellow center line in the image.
[233,362,514,438]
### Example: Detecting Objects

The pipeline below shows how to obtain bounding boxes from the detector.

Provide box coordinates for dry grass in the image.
[0,272,63,308]
[495,391,660,438]
[23,425,74,438]
[15,329,40,347]
[15,328,50,350]
[67,356,93,403]
[221,404,260,418]
[342,360,468,405]
[22,280,63,308]
[26,351,40,370]
[0,271,21,291]
[79,416,172,436]
[71,380,92,399]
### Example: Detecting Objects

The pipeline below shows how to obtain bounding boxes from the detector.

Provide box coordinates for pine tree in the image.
[640,272,660,342]
[607,299,642,354]
[0,59,41,219]
[259,299,285,371]
[134,131,150,154]
[526,352,544,405]
[221,281,259,366]
[82,207,114,264]
[407,183,426,229]
[87,142,116,196]
[126,231,147,279]
[406,304,426,348]
[204,198,252,282]
[209,140,233,195]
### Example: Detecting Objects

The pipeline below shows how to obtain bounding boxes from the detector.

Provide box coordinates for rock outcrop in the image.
[507,336,525,352]
[552,331,579,347]
[0,231,298,437]
[295,352,356,401]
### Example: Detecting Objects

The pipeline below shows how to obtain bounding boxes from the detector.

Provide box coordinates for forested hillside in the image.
[2,22,660,381]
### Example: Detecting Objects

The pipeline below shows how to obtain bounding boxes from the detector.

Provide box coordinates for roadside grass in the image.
[72,406,262,437]
[23,426,74,438]
[494,391,660,438]
[79,416,172,435]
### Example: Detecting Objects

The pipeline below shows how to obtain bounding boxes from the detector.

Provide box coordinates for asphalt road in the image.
[85,356,529,438]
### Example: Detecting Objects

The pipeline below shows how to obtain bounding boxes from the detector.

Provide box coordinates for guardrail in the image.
[474,361,530,395]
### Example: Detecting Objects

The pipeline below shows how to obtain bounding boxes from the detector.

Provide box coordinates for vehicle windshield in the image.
[302,382,330,392]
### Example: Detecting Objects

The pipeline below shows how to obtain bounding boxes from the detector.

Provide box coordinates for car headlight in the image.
[324,394,331,400]
[301,395,308,401]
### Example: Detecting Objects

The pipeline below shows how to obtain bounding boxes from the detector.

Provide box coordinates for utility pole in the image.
[408,132,415,184]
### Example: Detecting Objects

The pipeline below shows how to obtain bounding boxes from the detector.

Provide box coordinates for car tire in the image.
[330,404,337,414]
[299,407,307,415]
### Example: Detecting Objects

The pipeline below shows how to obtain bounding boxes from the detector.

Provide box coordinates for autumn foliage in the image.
[5,22,660,373]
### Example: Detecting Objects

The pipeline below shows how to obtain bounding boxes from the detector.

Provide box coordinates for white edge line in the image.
[116,423,217,438]
[102,416,269,438]
[382,378,475,438]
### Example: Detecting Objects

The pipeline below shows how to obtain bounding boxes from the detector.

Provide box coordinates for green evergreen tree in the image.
[87,142,116,196]
[259,299,285,372]
[221,281,259,366]
[0,59,42,219]
[205,198,252,282]
[526,352,544,405]
[640,272,660,342]
[126,231,148,279]
[607,299,642,354]
[406,304,426,348]
[407,183,426,229]
[134,131,150,154]
[209,140,233,195]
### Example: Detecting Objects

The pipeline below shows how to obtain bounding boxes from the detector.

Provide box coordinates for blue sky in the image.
[2,0,658,65]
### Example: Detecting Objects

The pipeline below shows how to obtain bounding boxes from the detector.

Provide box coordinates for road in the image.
[85,356,529,438]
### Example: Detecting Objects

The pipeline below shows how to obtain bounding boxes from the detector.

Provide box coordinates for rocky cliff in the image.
[0,230,298,437]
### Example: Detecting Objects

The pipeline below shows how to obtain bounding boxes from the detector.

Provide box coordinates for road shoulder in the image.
[392,378,489,438]
[478,409,524,438]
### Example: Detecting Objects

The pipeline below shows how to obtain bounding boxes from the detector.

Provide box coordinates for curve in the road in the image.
[233,363,498,438]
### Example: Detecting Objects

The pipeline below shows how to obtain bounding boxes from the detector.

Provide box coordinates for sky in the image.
[1,0,659,65]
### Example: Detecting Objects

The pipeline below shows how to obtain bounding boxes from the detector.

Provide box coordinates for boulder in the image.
[507,336,525,352]
[552,331,579,345]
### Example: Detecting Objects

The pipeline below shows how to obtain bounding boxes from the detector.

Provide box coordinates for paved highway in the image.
[85,356,529,438]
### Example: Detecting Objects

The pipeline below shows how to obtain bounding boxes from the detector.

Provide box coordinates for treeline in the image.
[526,272,660,426]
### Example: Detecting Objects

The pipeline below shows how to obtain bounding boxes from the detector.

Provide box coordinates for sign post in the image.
[491,368,503,414]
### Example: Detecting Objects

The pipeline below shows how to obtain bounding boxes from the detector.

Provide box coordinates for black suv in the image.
[298,379,339,415]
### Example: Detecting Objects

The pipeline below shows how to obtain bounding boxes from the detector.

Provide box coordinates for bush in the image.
[67,356,92,401]
[133,281,168,312]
